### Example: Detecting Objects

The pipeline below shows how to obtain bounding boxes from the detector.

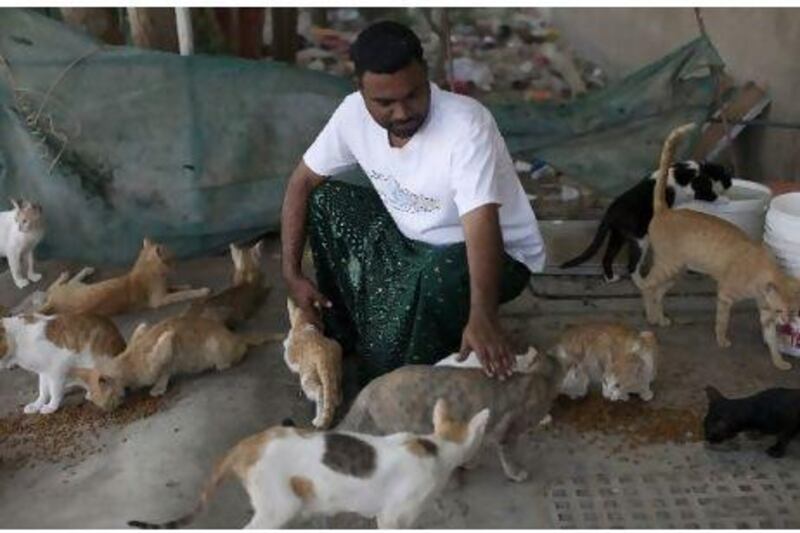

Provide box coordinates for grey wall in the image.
[550,7,800,182]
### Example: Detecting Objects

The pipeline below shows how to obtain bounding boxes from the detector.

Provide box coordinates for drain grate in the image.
[547,465,800,528]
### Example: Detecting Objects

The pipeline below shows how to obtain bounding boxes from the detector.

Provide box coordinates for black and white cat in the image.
[560,160,733,282]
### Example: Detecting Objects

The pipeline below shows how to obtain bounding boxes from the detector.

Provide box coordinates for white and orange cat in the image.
[128,399,490,529]
[38,238,209,316]
[283,298,343,429]
[86,315,281,410]
[636,123,800,370]
[0,198,45,289]
[0,312,125,414]
[555,322,658,402]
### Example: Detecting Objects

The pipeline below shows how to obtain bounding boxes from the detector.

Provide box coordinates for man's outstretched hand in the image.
[285,274,331,329]
[458,310,513,380]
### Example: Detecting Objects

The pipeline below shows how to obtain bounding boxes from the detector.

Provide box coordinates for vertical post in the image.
[175,7,194,56]
[271,7,299,63]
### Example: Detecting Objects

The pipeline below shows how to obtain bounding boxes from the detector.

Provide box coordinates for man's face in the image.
[359,61,430,140]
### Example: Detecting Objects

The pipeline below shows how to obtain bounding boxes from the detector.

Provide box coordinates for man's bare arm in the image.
[458,203,513,379]
[280,161,330,323]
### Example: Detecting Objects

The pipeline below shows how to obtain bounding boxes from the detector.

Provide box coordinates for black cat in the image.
[560,161,733,282]
[704,386,800,458]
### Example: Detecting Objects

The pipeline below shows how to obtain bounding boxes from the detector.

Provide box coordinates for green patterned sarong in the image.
[308,180,531,383]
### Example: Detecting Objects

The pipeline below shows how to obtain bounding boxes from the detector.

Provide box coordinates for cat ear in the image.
[251,240,264,261]
[9,198,20,211]
[705,386,724,403]
[149,331,176,371]
[467,407,491,442]
[130,322,148,344]
[142,237,154,249]
[432,398,451,435]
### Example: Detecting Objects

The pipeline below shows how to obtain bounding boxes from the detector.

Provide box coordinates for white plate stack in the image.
[764,192,800,358]
[764,193,800,278]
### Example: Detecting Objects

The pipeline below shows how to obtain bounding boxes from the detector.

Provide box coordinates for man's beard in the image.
[388,117,424,139]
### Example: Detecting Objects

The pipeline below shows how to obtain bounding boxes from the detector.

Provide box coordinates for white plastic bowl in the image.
[679,179,772,241]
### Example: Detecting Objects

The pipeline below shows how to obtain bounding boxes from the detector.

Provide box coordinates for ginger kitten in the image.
[87,315,279,410]
[184,241,269,328]
[635,123,800,370]
[283,298,343,429]
[38,238,210,316]
[556,322,658,402]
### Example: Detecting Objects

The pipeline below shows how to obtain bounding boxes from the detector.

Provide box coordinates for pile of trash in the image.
[293,8,607,105]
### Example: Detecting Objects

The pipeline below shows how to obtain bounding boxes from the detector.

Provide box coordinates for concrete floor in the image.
[2,231,800,528]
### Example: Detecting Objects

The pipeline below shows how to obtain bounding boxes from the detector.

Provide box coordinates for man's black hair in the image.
[350,20,426,78]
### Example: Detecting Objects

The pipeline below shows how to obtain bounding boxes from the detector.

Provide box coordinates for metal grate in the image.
[547,464,800,528]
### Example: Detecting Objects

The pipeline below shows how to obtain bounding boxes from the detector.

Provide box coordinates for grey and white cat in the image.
[337,347,572,482]
[0,199,44,289]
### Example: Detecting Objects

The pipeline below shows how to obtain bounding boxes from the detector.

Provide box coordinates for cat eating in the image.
[0,198,45,289]
[704,386,800,458]
[556,322,658,402]
[128,398,489,529]
[337,347,571,482]
[283,298,343,429]
[85,315,281,410]
[560,160,732,283]
[0,312,125,414]
[636,122,800,370]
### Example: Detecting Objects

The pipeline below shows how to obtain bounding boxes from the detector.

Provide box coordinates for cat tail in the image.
[653,123,696,213]
[241,332,285,346]
[128,444,241,529]
[316,358,340,428]
[559,219,610,269]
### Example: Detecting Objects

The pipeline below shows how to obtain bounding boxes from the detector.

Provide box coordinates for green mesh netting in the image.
[0,8,721,264]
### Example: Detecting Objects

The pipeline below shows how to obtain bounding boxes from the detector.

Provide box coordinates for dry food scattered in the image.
[550,392,704,449]
[0,391,170,470]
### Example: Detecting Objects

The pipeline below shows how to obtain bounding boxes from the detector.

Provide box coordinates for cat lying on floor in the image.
[128,399,489,529]
[560,160,733,283]
[0,312,125,414]
[0,198,45,289]
[85,315,281,410]
[337,347,570,482]
[704,386,800,458]
[183,241,269,328]
[38,238,210,316]
[283,298,343,429]
[636,123,800,370]
[556,322,658,402]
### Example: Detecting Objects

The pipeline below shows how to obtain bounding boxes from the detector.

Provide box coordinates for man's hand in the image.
[459,310,514,379]
[285,274,331,329]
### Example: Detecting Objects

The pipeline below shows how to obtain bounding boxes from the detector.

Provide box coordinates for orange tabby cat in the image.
[38,239,209,316]
[556,322,658,402]
[283,298,343,429]
[636,123,800,370]
[184,241,270,328]
[87,315,280,410]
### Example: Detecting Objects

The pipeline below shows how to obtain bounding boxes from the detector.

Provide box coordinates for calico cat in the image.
[704,386,800,458]
[38,238,210,316]
[636,123,800,370]
[0,198,45,289]
[85,315,281,410]
[183,241,269,328]
[560,160,732,282]
[283,298,343,429]
[337,347,570,482]
[128,399,490,529]
[556,322,657,402]
[0,313,125,414]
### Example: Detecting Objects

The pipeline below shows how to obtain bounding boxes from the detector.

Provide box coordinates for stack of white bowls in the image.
[764,193,800,278]
[764,192,800,358]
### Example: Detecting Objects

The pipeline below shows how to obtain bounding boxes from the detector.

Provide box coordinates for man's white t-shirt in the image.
[303,82,546,273]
